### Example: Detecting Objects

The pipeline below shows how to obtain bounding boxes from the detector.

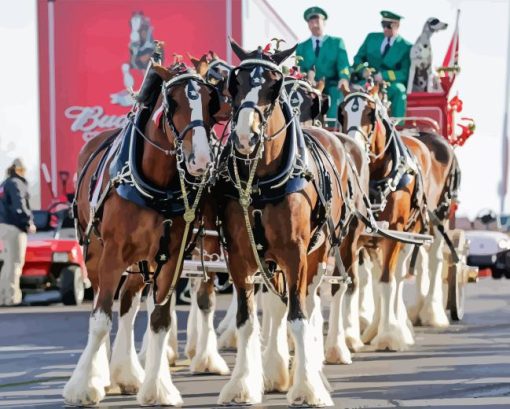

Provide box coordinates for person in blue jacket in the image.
[0,158,35,306]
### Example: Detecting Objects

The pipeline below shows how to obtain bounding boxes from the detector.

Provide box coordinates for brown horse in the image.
[107,54,233,391]
[63,61,224,406]
[407,130,461,327]
[339,86,433,351]
[283,76,371,362]
[214,40,364,406]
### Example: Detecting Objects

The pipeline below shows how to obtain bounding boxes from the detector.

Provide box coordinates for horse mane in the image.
[135,61,191,106]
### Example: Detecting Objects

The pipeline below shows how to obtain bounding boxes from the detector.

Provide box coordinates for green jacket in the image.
[353,32,412,84]
[296,35,350,86]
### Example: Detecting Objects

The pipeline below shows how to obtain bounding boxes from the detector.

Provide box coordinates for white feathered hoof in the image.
[167,345,178,366]
[287,378,333,407]
[345,334,364,352]
[63,376,106,407]
[324,343,352,365]
[263,353,290,392]
[361,322,378,345]
[190,350,230,375]
[372,324,410,352]
[185,345,196,360]
[137,377,183,407]
[217,376,263,405]
[218,327,237,351]
[419,301,450,328]
[407,303,422,326]
[110,363,145,396]
[359,316,371,333]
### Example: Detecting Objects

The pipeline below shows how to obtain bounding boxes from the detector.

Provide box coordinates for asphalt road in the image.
[1,277,510,408]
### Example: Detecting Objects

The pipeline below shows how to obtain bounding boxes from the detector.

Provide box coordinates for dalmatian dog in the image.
[407,18,448,92]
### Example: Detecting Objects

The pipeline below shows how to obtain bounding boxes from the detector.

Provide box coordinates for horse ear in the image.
[272,44,297,66]
[230,37,249,61]
[188,53,200,68]
[310,93,321,120]
[208,50,219,60]
[152,63,172,82]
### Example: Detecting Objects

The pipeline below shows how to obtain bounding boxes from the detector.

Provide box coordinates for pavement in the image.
[0,277,510,408]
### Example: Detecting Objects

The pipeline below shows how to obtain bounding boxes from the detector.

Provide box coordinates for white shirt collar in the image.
[380,35,396,53]
[311,35,325,48]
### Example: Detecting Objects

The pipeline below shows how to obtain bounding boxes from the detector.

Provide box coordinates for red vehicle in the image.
[21,201,89,305]
[0,197,89,306]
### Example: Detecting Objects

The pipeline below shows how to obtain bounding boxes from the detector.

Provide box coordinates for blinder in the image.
[162,74,218,140]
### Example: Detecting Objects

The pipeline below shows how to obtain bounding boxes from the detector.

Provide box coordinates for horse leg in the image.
[394,244,415,346]
[261,282,290,392]
[137,295,182,406]
[286,244,333,407]
[371,240,410,351]
[167,293,178,365]
[419,226,450,327]
[260,286,272,349]
[361,249,382,344]
[218,282,263,405]
[63,243,124,406]
[324,280,351,365]
[190,274,230,375]
[138,286,154,367]
[110,273,145,394]
[408,245,430,325]
[218,287,238,350]
[217,286,237,335]
[343,242,364,352]
[185,277,199,359]
[358,248,375,332]
[305,257,327,367]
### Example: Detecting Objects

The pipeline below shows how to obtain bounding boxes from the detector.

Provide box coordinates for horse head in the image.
[228,38,296,155]
[338,87,385,156]
[189,52,233,122]
[284,78,329,125]
[154,63,223,177]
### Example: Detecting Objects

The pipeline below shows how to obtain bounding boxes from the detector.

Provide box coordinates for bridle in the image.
[230,59,295,147]
[343,92,377,144]
[342,91,395,160]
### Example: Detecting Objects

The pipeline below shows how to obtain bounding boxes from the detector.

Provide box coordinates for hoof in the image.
[345,335,364,352]
[218,377,263,405]
[185,346,196,360]
[190,351,230,375]
[324,344,352,365]
[137,377,183,407]
[372,324,410,352]
[419,302,450,328]
[63,381,105,407]
[287,379,333,407]
[263,354,290,392]
[218,328,237,351]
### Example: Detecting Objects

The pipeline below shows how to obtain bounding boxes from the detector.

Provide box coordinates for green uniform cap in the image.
[380,10,403,22]
[304,6,328,22]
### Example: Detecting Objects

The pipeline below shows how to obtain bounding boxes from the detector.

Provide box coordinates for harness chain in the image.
[230,131,289,302]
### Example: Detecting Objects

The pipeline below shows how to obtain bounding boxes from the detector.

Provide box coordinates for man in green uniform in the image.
[296,6,350,126]
[353,10,412,118]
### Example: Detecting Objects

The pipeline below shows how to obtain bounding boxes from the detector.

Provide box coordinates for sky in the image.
[0,0,508,218]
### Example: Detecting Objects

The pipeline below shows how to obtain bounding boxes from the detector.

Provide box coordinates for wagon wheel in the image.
[447,229,467,321]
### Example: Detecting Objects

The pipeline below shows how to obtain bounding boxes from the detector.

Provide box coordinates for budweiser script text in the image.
[65,106,128,141]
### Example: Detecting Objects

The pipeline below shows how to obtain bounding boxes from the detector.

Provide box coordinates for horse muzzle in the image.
[234,131,259,155]
[186,151,212,177]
